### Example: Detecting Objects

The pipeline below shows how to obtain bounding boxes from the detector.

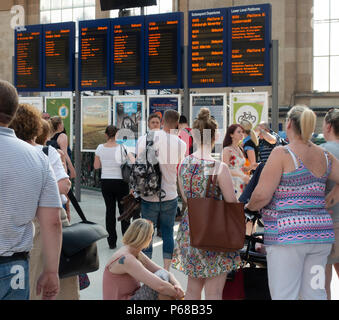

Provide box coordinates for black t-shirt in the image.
[243,137,259,162]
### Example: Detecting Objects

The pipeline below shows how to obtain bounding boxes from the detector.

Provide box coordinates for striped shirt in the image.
[261,146,335,246]
[0,127,62,256]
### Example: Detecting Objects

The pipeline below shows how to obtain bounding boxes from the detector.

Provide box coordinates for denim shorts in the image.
[141,198,178,260]
[0,259,29,300]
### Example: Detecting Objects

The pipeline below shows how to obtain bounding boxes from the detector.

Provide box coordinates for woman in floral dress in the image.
[172,108,242,300]
[222,124,250,199]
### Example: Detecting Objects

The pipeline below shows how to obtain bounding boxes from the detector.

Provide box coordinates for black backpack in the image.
[130,131,165,200]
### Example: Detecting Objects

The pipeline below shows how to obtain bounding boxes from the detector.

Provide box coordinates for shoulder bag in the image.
[120,144,133,185]
[187,164,245,252]
[59,189,108,278]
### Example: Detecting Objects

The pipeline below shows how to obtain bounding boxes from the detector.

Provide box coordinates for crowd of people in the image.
[0,78,339,301]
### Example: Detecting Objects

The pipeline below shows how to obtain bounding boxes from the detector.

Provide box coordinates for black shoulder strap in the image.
[42,146,49,156]
[67,189,88,222]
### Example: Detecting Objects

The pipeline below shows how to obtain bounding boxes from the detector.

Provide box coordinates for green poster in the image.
[45,97,73,148]
[230,92,268,128]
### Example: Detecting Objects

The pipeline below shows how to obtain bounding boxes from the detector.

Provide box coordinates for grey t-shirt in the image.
[0,127,62,256]
[321,141,339,223]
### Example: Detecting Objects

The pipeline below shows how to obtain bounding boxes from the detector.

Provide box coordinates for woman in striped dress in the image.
[246,105,339,300]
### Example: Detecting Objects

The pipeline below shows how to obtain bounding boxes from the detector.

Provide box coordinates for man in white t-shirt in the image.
[136,110,186,271]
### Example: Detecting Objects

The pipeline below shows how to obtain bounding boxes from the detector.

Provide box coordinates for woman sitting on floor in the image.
[103,219,185,300]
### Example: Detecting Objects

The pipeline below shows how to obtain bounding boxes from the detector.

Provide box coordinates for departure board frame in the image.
[79,18,111,91]
[42,22,75,92]
[14,24,43,92]
[188,8,227,89]
[145,12,184,90]
[227,4,272,87]
[111,16,145,90]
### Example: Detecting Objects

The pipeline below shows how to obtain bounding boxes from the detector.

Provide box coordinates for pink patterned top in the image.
[262,146,335,246]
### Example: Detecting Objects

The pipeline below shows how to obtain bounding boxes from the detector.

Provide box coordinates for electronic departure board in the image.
[15,25,43,92]
[188,8,227,88]
[43,22,75,91]
[228,4,271,87]
[145,12,183,89]
[79,19,111,91]
[112,16,144,90]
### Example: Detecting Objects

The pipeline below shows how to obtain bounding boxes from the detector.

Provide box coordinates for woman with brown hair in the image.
[322,108,339,299]
[94,125,134,249]
[49,116,76,179]
[172,108,241,300]
[222,124,249,199]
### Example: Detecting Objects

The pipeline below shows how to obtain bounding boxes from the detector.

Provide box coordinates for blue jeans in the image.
[141,198,178,260]
[0,259,29,300]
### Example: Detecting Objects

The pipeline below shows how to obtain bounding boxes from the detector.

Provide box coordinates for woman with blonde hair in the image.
[102,218,184,300]
[172,108,241,300]
[240,120,259,172]
[246,105,339,300]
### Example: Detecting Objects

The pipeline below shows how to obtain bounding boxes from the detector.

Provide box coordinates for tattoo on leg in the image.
[119,256,126,265]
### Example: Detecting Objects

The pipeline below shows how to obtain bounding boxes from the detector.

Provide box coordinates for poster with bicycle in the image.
[230,92,269,128]
[147,95,181,124]
[113,95,146,148]
[81,96,111,152]
[190,93,227,146]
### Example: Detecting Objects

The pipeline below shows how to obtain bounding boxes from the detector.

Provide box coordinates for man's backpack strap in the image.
[42,146,49,156]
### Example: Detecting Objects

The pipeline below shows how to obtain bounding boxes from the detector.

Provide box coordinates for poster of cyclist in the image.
[113,95,146,148]
[230,92,268,128]
[147,95,181,124]
[190,93,227,145]
[81,96,111,152]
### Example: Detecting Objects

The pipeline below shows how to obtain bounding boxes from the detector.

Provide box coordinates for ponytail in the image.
[287,105,316,142]
[250,129,259,146]
[300,109,316,142]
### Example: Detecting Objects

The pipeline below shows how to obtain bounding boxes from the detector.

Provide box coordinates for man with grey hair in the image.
[0,80,62,300]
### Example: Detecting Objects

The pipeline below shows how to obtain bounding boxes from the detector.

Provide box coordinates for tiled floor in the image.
[71,189,339,300]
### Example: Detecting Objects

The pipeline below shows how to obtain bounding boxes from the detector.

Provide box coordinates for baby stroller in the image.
[223,164,271,300]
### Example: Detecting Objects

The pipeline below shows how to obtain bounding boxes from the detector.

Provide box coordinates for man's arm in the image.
[35,206,62,299]
[260,128,277,145]
[35,161,63,300]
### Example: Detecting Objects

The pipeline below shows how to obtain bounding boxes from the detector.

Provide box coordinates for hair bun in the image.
[197,108,210,121]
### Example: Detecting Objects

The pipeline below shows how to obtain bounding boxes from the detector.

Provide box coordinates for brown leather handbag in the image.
[187,173,245,252]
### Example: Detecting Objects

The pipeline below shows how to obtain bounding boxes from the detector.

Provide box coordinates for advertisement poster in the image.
[190,93,227,145]
[147,95,181,122]
[81,96,111,152]
[45,97,73,149]
[230,92,269,128]
[113,95,145,148]
[19,97,44,113]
